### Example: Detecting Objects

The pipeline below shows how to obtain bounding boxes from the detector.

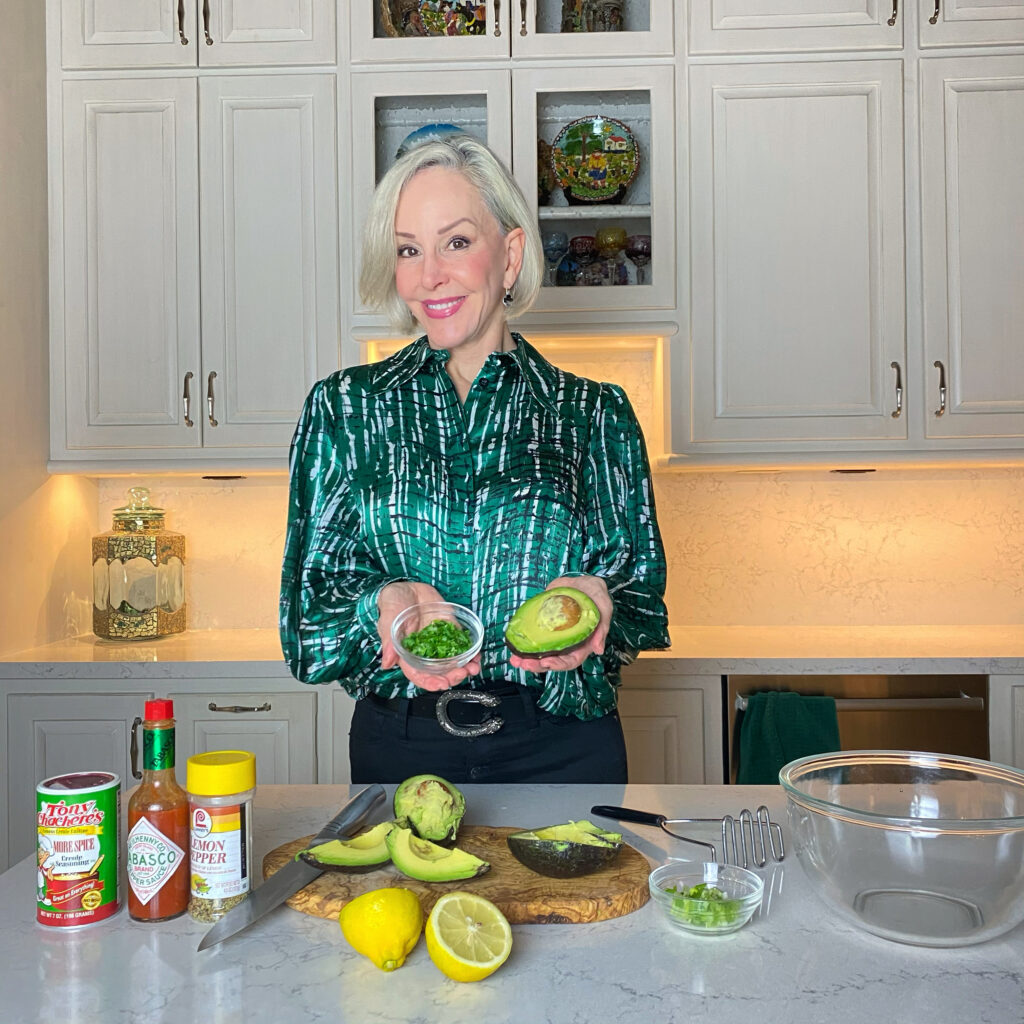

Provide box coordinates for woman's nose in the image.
[419,249,447,289]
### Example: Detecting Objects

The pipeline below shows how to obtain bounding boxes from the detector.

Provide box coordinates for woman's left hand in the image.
[508,574,612,674]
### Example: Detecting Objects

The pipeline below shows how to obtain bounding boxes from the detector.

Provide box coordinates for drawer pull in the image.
[890,360,903,419]
[177,0,188,45]
[888,0,898,27]
[183,371,194,427]
[494,0,501,36]
[203,0,213,44]
[520,0,528,35]
[934,360,947,417]
[207,370,219,427]
[208,702,271,714]
[929,0,940,25]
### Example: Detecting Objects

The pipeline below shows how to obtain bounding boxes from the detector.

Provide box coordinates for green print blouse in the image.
[279,334,669,721]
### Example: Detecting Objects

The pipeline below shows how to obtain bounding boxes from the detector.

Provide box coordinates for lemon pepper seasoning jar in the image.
[186,751,256,923]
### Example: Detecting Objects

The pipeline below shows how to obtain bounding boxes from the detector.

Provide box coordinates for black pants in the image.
[349,684,628,784]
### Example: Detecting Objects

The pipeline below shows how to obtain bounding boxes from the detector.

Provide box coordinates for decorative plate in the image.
[395,122,465,160]
[550,115,639,205]
[380,0,487,38]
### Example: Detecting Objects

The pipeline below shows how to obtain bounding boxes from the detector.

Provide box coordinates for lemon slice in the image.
[424,892,513,982]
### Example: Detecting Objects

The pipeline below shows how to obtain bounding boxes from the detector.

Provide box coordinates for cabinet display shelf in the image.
[538,204,649,220]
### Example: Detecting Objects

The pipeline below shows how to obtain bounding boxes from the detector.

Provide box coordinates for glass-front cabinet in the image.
[349,64,675,316]
[349,0,674,62]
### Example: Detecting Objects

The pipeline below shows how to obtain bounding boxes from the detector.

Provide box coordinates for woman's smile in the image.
[421,296,467,318]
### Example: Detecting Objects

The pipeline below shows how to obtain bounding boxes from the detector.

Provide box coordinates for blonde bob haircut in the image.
[359,134,544,335]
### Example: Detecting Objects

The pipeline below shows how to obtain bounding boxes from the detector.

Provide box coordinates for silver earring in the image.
[502,288,513,308]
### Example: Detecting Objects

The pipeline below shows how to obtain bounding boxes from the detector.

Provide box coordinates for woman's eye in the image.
[448,236,471,250]
[397,244,419,258]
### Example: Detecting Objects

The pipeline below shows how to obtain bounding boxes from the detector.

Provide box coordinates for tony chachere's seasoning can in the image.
[186,751,256,923]
[36,771,121,928]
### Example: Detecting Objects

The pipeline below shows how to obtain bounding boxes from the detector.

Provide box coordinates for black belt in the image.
[367,683,536,738]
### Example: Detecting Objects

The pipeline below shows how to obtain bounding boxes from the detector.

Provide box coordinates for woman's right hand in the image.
[376,581,482,692]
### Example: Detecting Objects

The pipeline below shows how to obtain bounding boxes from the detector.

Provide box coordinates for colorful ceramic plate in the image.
[550,115,639,205]
[395,122,464,160]
[380,0,487,38]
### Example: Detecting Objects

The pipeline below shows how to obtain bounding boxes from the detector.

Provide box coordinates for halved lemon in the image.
[424,892,512,982]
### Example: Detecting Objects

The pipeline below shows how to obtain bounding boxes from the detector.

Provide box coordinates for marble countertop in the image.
[2,783,1022,1024]
[3,625,1024,676]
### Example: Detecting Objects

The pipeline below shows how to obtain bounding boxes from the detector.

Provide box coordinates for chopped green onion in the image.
[663,882,742,928]
[402,619,473,659]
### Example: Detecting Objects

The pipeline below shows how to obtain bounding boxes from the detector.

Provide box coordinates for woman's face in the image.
[393,166,524,355]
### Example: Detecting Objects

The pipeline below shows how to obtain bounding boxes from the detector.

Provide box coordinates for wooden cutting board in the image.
[262,825,650,925]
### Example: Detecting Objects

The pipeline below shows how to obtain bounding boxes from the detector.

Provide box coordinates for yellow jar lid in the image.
[186,750,256,796]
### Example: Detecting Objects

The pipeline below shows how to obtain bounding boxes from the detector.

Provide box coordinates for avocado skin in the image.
[504,587,600,658]
[392,774,466,842]
[297,820,396,873]
[506,820,624,878]
[386,825,490,882]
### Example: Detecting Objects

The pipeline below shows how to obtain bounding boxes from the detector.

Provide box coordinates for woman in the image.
[280,134,668,784]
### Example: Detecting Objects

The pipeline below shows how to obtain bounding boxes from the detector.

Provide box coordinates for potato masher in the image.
[591,804,785,868]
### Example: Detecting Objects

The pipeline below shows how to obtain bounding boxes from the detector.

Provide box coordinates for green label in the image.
[143,727,175,772]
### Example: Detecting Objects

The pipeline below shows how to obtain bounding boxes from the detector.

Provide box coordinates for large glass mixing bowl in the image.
[780,750,1024,947]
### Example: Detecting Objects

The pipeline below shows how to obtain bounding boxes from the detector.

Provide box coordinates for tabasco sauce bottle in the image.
[127,699,190,921]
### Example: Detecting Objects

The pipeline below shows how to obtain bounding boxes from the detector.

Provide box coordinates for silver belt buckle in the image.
[435,690,504,738]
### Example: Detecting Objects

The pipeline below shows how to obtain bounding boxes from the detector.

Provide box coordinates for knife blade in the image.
[197,783,386,951]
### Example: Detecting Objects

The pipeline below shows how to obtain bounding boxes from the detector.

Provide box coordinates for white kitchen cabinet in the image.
[168,690,317,784]
[349,64,675,319]
[987,675,1024,769]
[687,59,906,447]
[919,0,1024,48]
[689,0,904,55]
[920,55,1024,441]
[349,0,674,64]
[6,693,148,867]
[618,667,723,784]
[55,72,338,459]
[60,0,336,69]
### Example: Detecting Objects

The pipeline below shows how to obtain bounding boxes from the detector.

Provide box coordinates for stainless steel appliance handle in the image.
[208,702,272,713]
[890,360,903,418]
[183,371,194,427]
[934,359,947,416]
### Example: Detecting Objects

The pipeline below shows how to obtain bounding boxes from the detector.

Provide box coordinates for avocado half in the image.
[393,774,466,842]
[506,819,623,878]
[386,824,490,882]
[504,587,600,658]
[297,820,396,873]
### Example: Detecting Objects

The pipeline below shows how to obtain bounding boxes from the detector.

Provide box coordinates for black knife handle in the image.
[591,805,666,828]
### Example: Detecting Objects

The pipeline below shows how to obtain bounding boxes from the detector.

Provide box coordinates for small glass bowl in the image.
[390,602,484,675]
[648,862,764,936]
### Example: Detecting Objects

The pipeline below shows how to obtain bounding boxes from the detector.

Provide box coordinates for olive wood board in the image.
[262,825,651,925]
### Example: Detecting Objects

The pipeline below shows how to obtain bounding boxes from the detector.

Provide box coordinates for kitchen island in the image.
[2,783,1022,1024]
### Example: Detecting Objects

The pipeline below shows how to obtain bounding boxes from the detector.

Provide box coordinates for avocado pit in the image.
[504,586,600,658]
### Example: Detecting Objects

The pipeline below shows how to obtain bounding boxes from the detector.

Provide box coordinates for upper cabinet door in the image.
[919,0,1024,47]
[514,0,674,58]
[61,0,198,68]
[687,60,906,448]
[689,0,904,54]
[61,77,202,452]
[60,0,334,69]
[200,0,336,66]
[198,74,339,448]
[349,0,509,63]
[920,57,1024,440]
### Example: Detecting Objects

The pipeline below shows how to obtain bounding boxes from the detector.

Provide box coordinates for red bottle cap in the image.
[144,699,174,721]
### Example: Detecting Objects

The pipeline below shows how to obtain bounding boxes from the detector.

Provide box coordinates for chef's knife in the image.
[197,783,386,951]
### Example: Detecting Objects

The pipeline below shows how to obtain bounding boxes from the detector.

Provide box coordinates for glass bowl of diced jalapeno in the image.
[649,862,764,936]
[391,602,484,675]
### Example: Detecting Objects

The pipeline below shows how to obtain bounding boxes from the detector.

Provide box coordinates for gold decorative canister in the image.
[92,487,186,640]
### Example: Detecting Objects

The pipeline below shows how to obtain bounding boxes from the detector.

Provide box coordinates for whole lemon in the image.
[338,887,424,971]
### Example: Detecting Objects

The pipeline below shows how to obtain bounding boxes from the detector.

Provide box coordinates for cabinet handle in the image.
[208,702,272,713]
[494,0,501,37]
[176,0,188,44]
[207,370,219,426]
[930,0,940,25]
[887,0,898,26]
[890,361,903,419]
[203,0,213,44]
[130,716,143,780]
[183,371,195,427]
[934,359,947,417]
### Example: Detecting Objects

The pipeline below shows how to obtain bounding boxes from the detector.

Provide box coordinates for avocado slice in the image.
[297,820,396,872]
[386,825,490,882]
[504,587,600,658]
[393,774,466,842]
[506,819,624,878]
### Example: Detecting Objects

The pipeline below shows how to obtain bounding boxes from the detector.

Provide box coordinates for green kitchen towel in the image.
[736,691,840,785]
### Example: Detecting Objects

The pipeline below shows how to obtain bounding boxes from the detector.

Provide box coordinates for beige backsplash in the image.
[97,465,1024,632]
